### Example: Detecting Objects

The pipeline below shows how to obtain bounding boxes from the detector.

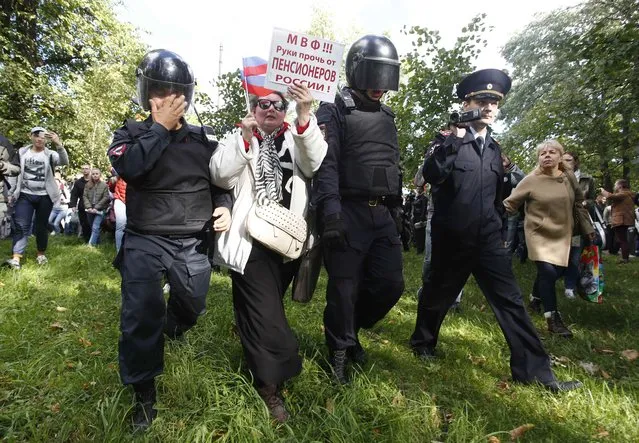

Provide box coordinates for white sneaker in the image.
[4,258,21,269]
[564,288,575,299]
[36,255,48,265]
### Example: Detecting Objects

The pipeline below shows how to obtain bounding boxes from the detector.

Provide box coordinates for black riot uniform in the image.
[109,117,230,385]
[108,49,232,430]
[314,35,404,383]
[410,69,582,392]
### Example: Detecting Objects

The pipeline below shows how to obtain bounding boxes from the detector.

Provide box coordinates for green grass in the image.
[0,235,637,442]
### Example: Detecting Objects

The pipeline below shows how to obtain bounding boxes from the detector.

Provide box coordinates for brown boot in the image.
[257,384,289,423]
[546,311,573,338]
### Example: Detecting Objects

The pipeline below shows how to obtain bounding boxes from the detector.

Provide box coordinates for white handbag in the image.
[247,201,308,259]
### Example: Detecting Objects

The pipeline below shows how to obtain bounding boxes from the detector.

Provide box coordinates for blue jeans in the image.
[114,199,127,252]
[48,206,67,234]
[87,212,104,246]
[12,193,53,255]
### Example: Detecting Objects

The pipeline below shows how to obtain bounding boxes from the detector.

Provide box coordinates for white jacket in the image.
[210,116,327,273]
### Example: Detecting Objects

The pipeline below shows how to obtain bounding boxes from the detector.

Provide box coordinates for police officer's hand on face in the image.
[240,113,258,143]
[212,206,231,232]
[149,94,187,131]
[322,213,346,251]
[288,83,313,127]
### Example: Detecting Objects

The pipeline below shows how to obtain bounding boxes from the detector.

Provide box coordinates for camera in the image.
[449,109,482,124]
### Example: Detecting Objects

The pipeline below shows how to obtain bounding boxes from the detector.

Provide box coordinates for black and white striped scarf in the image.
[255,126,283,205]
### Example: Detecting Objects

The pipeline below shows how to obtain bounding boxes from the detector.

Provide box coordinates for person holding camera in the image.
[4,127,68,269]
[410,69,581,392]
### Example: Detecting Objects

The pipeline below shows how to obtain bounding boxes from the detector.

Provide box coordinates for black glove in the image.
[322,213,346,250]
[389,206,404,236]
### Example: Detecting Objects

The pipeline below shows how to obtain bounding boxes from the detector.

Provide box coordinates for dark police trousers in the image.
[117,231,212,385]
[410,229,555,384]
[323,201,404,350]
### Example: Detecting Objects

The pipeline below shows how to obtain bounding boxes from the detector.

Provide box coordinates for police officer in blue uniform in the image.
[410,69,582,392]
[315,35,405,384]
[108,49,232,430]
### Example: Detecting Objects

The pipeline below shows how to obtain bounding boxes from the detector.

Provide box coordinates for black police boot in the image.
[546,311,573,338]
[542,379,583,393]
[329,349,349,385]
[132,380,157,431]
[528,296,542,314]
[413,346,437,361]
[257,384,289,423]
[347,341,367,365]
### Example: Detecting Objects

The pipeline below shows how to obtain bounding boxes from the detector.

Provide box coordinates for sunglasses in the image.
[256,99,287,112]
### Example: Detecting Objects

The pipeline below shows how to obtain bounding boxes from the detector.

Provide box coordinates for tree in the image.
[500,0,639,187]
[195,69,246,140]
[0,0,146,171]
[387,15,492,184]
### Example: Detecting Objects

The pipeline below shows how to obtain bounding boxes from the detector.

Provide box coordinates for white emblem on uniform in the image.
[487,83,493,90]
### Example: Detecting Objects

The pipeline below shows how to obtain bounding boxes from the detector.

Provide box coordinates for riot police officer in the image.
[409,69,581,392]
[315,35,405,384]
[108,49,232,430]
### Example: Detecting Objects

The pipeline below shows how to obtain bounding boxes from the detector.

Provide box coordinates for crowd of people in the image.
[1,35,638,433]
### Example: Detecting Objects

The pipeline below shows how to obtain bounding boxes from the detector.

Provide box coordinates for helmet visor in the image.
[137,75,195,111]
[353,58,400,91]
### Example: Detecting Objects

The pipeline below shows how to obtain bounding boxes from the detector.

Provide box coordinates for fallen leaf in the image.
[382,339,390,345]
[50,322,64,331]
[90,350,101,356]
[579,361,600,375]
[479,304,486,312]
[78,337,92,347]
[496,380,511,391]
[391,393,405,406]
[488,437,501,443]
[595,349,615,355]
[592,427,609,439]
[372,428,381,435]
[66,362,75,369]
[51,403,60,413]
[510,424,534,441]
[325,398,335,414]
[621,349,638,361]
[600,369,611,379]
[469,355,487,365]
[55,306,67,312]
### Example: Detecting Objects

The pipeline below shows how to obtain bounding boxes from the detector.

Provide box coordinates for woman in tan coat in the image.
[600,179,635,263]
[504,140,594,337]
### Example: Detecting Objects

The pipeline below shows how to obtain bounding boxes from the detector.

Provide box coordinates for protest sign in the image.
[264,28,344,103]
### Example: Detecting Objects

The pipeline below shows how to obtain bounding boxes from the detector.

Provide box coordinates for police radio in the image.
[449,109,481,125]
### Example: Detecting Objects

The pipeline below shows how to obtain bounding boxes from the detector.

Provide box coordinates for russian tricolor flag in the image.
[241,56,273,97]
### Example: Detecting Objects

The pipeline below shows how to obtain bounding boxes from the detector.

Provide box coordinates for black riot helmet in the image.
[345,35,400,91]
[136,49,195,111]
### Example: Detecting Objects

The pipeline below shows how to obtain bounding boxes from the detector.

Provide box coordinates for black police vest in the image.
[339,98,400,198]
[126,121,214,236]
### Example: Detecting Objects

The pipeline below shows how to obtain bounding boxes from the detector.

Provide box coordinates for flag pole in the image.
[241,58,252,114]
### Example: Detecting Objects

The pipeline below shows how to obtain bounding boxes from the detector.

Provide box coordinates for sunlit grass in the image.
[0,237,637,441]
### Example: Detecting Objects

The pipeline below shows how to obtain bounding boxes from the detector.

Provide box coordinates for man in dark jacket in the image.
[108,49,232,431]
[410,69,581,393]
[69,164,91,242]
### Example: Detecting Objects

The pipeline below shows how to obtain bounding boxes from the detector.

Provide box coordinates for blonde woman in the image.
[504,140,594,337]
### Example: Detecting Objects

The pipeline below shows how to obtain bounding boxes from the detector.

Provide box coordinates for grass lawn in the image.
[0,235,637,442]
